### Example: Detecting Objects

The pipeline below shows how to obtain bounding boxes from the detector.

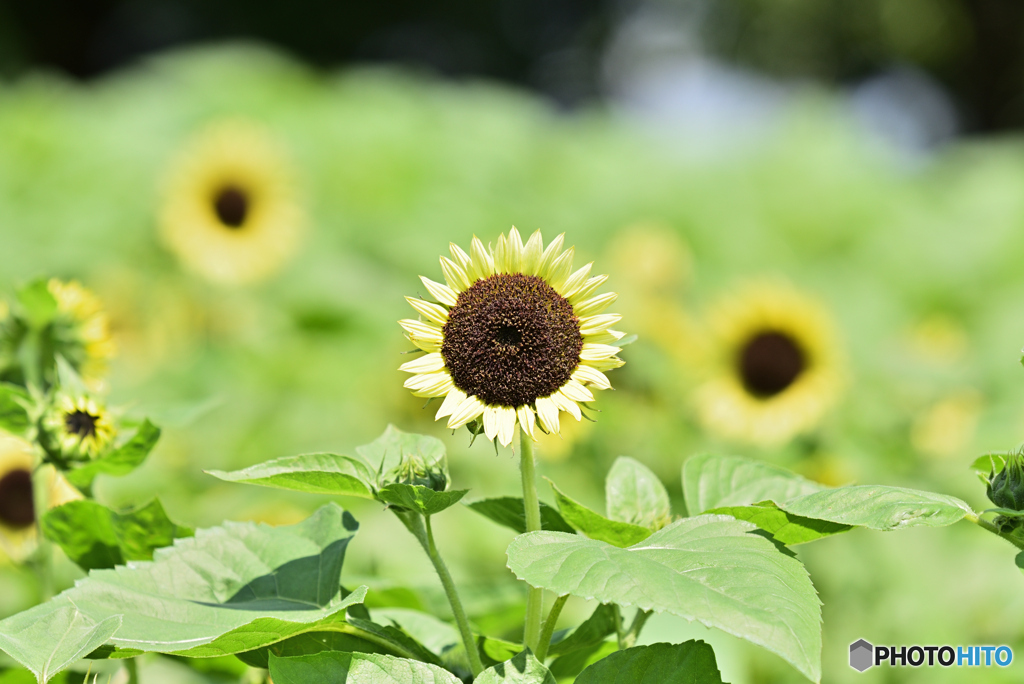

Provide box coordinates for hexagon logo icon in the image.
[850,639,874,672]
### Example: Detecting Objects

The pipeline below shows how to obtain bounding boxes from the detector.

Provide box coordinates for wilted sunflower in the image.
[48,279,116,385]
[399,228,625,447]
[695,281,843,446]
[159,120,304,284]
[41,394,116,462]
[0,435,35,560]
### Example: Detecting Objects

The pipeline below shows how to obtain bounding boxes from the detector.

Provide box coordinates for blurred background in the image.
[2,1,1024,682]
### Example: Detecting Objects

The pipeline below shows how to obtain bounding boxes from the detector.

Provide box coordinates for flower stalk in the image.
[535,594,568,662]
[520,429,544,653]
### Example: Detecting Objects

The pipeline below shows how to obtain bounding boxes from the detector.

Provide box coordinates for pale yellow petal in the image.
[405,297,449,325]
[408,335,441,353]
[582,356,625,371]
[467,236,493,282]
[551,390,582,421]
[404,371,454,397]
[522,230,544,275]
[559,262,593,298]
[574,292,618,317]
[544,247,575,288]
[483,406,501,441]
[580,343,622,361]
[420,276,459,307]
[585,329,626,345]
[517,404,536,438]
[435,388,467,420]
[494,234,509,274]
[399,352,446,374]
[569,274,609,305]
[450,242,473,271]
[579,313,622,336]
[507,227,524,273]
[559,379,594,403]
[572,365,611,390]
[399,319,443,340]
[440,256,471,292]
[498,407,517,447]
[448,395,486,428]
[535,396,560,434]
[537,233,565,277]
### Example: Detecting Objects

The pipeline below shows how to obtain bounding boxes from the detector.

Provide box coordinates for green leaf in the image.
[547,603,616,657]
[464,497,574,534]
[705,502,852,545]
[371,608,460,659]
[15,280,57,329]
[356,425,446,483]
[0,504,368,681]
[476,650,555,684]
[41,499,193,571]
[268,652,461,684]
[64,420,161,490]
[0,384,30,435]
[506,515,822,682]
[0,604,121,684]
[682,453,825,516]
[605,457,671,530]
[971,454,1007,484]
[548,642,616,680]
[549,480,650,548]
[574,641,723,684]
[377,485,468,516]
[207,453,375,499]
[778,486,973,531]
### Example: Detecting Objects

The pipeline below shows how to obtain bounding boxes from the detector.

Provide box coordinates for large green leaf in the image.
[778,486,973,530]
[372,608,460,659]
[548,642,616,680]
[705,502,851,545]
[0,605,121,684]
[464,497,574,534]
[547,603,616,657]
[41,499,193,571]
[0,504,368,681]
[682,453,825,516]
[356,425,447,486]
[549,481,650,548]
[64,420,161,490]
[476,650,555,684]
[574,641,723,684]
[207,453,375,499]
[605,457,671,530]
[377,484,468,516]
[506,515,822,682]
[0,384,29,435]
[268,652,460,684]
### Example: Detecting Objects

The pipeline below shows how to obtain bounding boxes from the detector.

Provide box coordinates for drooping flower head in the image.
[48,279,116,387]
[41,394,116,463]
[159,120,305,285]
[399,228,625,447]
[695,281,843,446]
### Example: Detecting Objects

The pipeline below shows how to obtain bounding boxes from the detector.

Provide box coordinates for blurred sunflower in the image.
[48,279,116,387]
[695,281,843,446]
[41,394,116,463]
[399,227,626,447]
[0,435,35,560]
[159,120,305,285]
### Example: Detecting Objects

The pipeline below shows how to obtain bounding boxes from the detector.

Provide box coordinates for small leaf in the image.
[548,641,617,680]
[207,453,375,499]
[377,484,468,516]
[547,603,616,657]
[549,480,650,548]
[0,384,30,435]
[64,420,161,490]
[682,453,825,516]
[575,641,724,684]
[605,457,671,529]
[971,454,1007,482]
[476,650,556,684]
[778,486,973,531]
[356,425,447,483]
[372,608,460,658]
[268,652,461,684]
[705,502,851,545]
[15,280,57,329]
[506,515,822,682]
[0,605,121,684]
[41,499,193,571]
[464,497,574,534]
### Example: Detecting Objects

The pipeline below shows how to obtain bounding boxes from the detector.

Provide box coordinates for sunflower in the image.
[48,279,116,386]
[41,394,116,463]
[0,434,37,560]
[159,120,305,285]
[695,281,843,446]
[399,228,626,447]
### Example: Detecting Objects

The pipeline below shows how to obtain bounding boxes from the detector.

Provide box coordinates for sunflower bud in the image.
[987,451,1024,511]
[39,394,116,466]
[381,453,448,493]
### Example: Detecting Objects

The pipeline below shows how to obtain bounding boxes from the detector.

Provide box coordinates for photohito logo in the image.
[849,639,1012,672]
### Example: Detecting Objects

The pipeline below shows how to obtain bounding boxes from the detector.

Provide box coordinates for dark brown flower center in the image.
[0,468,34,529]
[738,330,806,398]
[65,410,98,439]
[213,185,249,228]
[442,273,583,407]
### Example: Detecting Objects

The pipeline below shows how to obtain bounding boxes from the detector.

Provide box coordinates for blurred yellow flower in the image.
[911,390,982,460]
[48,279,115,387]
[43,394,116,462]
[159,120,305,285]
[695,281,844,446]
[0,435,35,561]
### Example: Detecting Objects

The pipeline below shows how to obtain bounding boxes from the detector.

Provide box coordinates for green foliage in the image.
[40,499,193,571]
[780,486,972,530]
[377,484,468,516]
[207,453,376,498]
[13,281,56,330]
[268,651,461,684]
[506,515,822,682]
[705,502,851,545]
[0,383,29,435]
[464,497,574,534]
[546,603,616,657]
[682,453,824,515]
[605,457,671,530]
[63,420,161,490]
[475,650,555,684]
[356,426,447,491]
[547,480,651,547]
[574,641,723,684]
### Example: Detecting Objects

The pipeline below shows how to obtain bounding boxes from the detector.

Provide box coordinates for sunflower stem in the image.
[520,429,544,653]
[535,594,568,662]
[397,511,484,676]
[125,658,139,684]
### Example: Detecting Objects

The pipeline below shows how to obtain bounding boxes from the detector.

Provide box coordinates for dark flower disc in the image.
[738,330,806,398]
[0,468,34,529]
[213,185,249,228]
[65,409,99,439]
[442,273,583,407]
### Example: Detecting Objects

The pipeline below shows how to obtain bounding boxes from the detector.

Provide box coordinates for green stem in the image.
[623,609,652,649]
[612,604,626,650]
[966,512,1024,550]
[31,466,55,602]
[535,594,568,662]
[520,430,544,653]
[398,512,484,676]
[125,658,139,684]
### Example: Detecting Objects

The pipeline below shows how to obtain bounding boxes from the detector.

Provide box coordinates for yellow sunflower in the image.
[42,394,116,462]
[48,279,116,386]
[399,228,626,447]
[159,119,305,285]
[0,434,36,560]
[695,280,843,446]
